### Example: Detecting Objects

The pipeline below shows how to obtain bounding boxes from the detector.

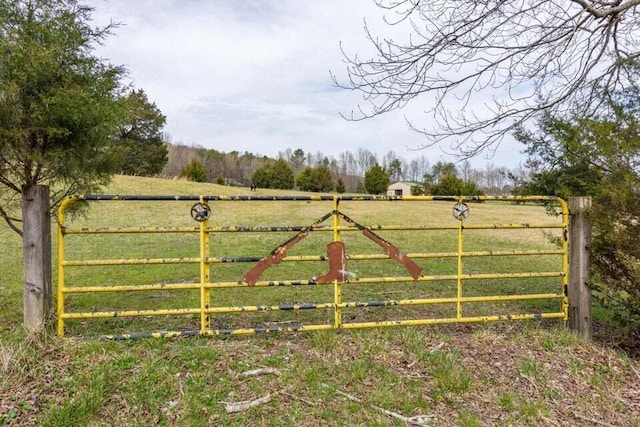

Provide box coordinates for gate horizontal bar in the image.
[72,194,562,202]
[203,293,562,314]
[62,307,201,319]
[59,293,564,320]
[91,310,566,340]
[62,223,564,235]
[63,226,199,234]
[63,258,200,266]
[61,271,563,294]
[62,249,565,268]
[339,312,566,330]
[62,283,201,293]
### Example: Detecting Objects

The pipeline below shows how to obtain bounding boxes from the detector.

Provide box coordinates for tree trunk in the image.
[22,184,52,332]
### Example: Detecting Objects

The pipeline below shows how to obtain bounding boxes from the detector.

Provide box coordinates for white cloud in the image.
[90,0,525,169]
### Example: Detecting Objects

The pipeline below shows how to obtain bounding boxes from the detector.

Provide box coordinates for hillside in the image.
[1,175,639,426]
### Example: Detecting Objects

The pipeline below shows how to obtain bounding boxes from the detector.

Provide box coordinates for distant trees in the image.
[160,143,524,195]
[429,173,483,196]
[252,159,294,189]
[364,165,390,194]
[419,161,483,195]
[110,89,168,176]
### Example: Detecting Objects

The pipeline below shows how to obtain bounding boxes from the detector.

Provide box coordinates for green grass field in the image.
[1,176,639,426]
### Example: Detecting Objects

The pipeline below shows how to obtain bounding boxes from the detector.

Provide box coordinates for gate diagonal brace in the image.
[337,212,423,280]
[244,211,334,286]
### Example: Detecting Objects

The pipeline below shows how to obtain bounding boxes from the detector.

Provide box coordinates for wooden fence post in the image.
[568,196,592,340]
[22,184,52,332]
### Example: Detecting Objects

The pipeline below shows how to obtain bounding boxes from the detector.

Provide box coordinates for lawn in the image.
[1,175,639,426]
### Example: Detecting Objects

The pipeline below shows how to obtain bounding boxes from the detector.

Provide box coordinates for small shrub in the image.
[180,160,207,182]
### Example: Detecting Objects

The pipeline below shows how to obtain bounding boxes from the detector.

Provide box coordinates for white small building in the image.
[387,181,422,197]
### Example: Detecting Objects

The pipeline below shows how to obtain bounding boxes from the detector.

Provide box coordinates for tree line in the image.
[161,143,527,196]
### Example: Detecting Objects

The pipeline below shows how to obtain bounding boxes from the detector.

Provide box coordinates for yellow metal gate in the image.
[56,195,569,339]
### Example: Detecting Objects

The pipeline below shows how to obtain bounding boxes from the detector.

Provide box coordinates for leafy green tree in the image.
[0,0,129,234]
[180,159,207,182]
[251,159,294,190]
[251,167,270,188]
[364,165,390,194]
[0,0,126,235]
[267,159,295,189]
[0,0,127,329]
[516,90,640,328]
[313,165,334,192]
[109,89,167,176]
[296,166,334,192]
[429,173,483,196]
[336,178,346,194]
[295,167,315,191]
[410,185,424,196]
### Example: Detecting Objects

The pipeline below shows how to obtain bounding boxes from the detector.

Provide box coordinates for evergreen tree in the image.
[180,160,207,182]
[516,91,640,327]
[252,159,294,190]
[364,165,390,194]
[0,0,126,235]
[110,89,167,176]
[313,165,334,192]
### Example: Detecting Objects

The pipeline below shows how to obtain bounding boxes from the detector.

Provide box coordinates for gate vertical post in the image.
[22,184,52,332]
[456,213,464,320]
[199,197,211,334]
[333,197,342,329]
[568,196,592,340]
[57,198,71,337]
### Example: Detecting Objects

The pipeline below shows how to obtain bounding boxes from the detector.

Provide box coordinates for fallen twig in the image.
[574,413,618,427]
[429,342,445,353]
[282,391,316,406]
[332,387,433,426]
[519,373,539,394]
[630,364,640,382]
[242,367,281,377]
[223,394,271,414]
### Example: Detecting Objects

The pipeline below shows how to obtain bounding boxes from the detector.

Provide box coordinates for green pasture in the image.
[2,176,639,427]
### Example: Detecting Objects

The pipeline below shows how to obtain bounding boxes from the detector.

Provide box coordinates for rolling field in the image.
[1,175,639,426]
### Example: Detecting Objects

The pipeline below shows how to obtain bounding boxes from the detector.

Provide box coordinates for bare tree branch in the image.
[0,205,23,236]
[335,0,640,156]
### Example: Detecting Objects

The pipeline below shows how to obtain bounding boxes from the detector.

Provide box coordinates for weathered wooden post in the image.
[568,196,592,340]
[22,184,52,332]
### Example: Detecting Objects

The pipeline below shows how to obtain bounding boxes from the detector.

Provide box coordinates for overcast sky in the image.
[90,0,525,169]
